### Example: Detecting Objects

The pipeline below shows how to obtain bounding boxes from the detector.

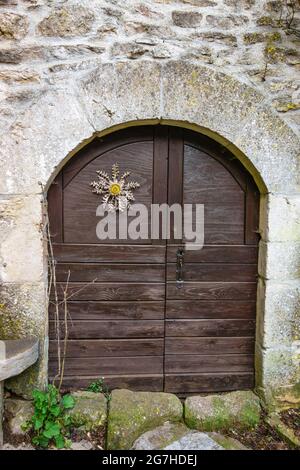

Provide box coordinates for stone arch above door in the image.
[0,61,299,408]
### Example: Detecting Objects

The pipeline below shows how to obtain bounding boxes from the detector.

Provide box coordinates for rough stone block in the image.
[162,61,264,142]
[255,343,300,409]
[172,11,203,28]
[107,389,183,450]
[206,15,249,29]
[266,413,300,448]
[80,61,162,135]
[185,391,261,431]
[67,391,107,431]
[260,194,300,242]
[234,110,300,194]
[132,421,190,450]
[0,282,47,398]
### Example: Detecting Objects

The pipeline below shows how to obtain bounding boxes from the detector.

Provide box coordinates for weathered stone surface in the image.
[243,33,267,44]
[132,423,248,450]
[0,283,47,399]
[80,61,161,136]
[4,398,33,437]
[0,195,44,283]
[224,0,255,8]
[265,1,283,12]
[266,414,300,448]
[132,422,189,450]
[172,11,203,28]
[107,389,183,450]
[207,432,249,450]
[180,0,217,5]
[234,107,300,193]
[70,440,94,450]
[38,6,94,37]
[162,61,265,142]
[0,338,39,382]
[0,13,29,40]
[165,431,223,450]
[111,42,148,59]
[260,195,300,242]
[0,70,40,84]
[206,15,249,28]
[67,391,107,431]
[2,442,34,450]
[152,45,171,59]
[258,241,300,280]
[255,343,300,409]
[195,32,237,46]
[0,382,3,447]
[256,280,300,348]
[185,391,261,431]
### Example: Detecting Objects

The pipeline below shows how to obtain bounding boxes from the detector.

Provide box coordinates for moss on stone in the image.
[266,413,300,448]
[107,389,183,450]
[185,391,261,432]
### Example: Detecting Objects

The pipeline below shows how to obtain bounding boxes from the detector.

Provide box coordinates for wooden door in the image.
[48,127,168,391]
[165,129,259,394]
[48,126,259,394]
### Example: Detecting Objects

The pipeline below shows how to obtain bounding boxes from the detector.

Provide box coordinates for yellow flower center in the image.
[109,183,121,196]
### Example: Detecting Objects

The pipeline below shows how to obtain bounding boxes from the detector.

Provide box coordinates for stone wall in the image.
[0,0,299,132]
[0,0,299,409]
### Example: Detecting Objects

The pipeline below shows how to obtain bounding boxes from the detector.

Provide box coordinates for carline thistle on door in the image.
[90,163,140,212]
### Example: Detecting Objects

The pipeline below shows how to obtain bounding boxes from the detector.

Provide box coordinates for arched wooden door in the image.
[48,126,259,394]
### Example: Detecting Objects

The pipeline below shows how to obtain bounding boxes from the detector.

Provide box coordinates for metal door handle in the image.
[176,248,184,289]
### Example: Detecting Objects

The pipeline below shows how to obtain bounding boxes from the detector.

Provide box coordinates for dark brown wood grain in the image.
[167,263,257,282]
[49,355,163,376]
[164,372,254,393]
[48,125,260,395]
[166,300,256,319]
[165,337,255,355]
[49,338,164,357]
[56,263,165,282]
[53,244,166,263]
[55,375,164,393]
[167,245,258,264]
[51,282,165,301]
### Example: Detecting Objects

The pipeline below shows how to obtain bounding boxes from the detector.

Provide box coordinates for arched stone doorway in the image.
[47,124,260,395]
[1,61,299,408]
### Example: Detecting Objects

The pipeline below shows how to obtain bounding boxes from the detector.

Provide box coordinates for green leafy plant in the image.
[24,384,75,449]
[87,377,111,401]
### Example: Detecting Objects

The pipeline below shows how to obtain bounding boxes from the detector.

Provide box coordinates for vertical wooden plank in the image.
[153,126,169,244]
[168,127,183,243]
[245,178,260,245]
[47,173,63,243]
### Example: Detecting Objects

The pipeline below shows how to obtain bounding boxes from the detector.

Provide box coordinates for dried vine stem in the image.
[41,182,97,392]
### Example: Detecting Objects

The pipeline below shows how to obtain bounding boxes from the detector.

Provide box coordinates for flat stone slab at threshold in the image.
[0,337,39,448]
[0,337,39,381]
